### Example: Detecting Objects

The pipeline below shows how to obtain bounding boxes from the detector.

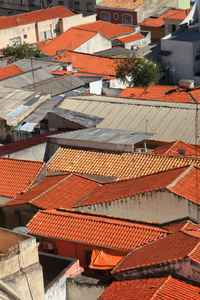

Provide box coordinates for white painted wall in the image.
[75,33,112,54]
[76,190,200,223]
[90,80,102,95]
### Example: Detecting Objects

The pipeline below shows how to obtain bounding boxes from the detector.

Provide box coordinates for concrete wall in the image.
[75,33,112,54]
[61,14,96,32]
[76,190,200,223]
[123,32,151,50]
[45,268,66,300]
[161,37,193,84]
[67,277,107,300]
[90,80,102,95]
[2,142,48,161]
[0,230,44,300]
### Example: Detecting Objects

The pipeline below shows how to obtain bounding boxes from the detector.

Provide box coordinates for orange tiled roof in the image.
[53,51,117,76]
[98,276,200,300]
[27,209,167,250]
[113,231,200,273]
[47,146,200,180]
[167,165,200,205]
[153,140,200,158]
[141,8,191,27]
[31,39,52,51]
[0,64,23,79]
[97,0,165,10]
[5,173,101,209]
[118,33,144,43]
[76,166,190,207]
[0,157,45,198]
[41,28,98,56]
[0,6,75,30]
[2,174,70,207]
[74,21,134,38]
[118,85,200,103]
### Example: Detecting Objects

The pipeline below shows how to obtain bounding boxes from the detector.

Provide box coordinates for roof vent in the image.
[179,79,194,90]
[177,148,185,155]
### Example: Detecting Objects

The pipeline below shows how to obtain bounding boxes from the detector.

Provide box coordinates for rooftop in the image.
[118,85,200,103]
[74,21,135,38]
[141,8,191,27]
[75,166,200,207]
[0,64,23,79]
[4,173,101,209]
[0,6,75,30]
[152,140,200,158]
[57,94,198,143]
[27,209,167,251]
[53,51,117,76]
[0,157,45,198]
[47,146,200,180]
[97,0,165,10]
[49,128,154,149]
[118,33,144,43]
[113,230,200,274]
[98,276,200,300]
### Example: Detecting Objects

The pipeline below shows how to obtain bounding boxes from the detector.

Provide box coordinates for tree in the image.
[1,43,45,62]
[115,53,159,87]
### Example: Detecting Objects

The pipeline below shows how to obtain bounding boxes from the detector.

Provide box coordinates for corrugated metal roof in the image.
[0,87,50,126]
[58,95,198,143]
[50,128,154,146]
[27,74,85,96]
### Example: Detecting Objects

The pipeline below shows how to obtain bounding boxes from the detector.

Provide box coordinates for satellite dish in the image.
[177,148,185,155]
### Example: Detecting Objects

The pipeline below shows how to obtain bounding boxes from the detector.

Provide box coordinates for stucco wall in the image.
[161,37,193,84]
[45,270,66,300]
[67,277,107,300]
[0,233,44,300]
[2,142,48,161]
[123,32,151,50]
[75,33,112,54]
[61,14,96,32]
[76,190,200,223]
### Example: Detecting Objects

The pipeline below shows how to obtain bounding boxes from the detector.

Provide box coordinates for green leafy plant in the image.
[2,43,45,62]
[115,53,159,87]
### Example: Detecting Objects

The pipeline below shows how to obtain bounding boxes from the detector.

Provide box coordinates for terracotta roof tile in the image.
[53,51,117,76]
[113,231,200,273]
[141,8,191,27]
[0,64,23,79]
[76,166,189,207]
[118,85,199,103]
[47,146,200,180]
[0,157,45,197]
[2,174,70,207]
[6,173,101,209]
[98,276,200,300]
[0,6,75,30]
[167,165,200,205]
[27,209,167,250]
[97,0,165,10]
[74,21,135,38]
[118,33,144,43]
[153,140,200,158]
[41,28,98,56]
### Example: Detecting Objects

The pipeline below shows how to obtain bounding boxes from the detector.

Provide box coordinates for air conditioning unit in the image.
[43,241,55,250]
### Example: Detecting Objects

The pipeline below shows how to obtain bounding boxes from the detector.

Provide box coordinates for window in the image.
[122,14,132,24]
[24,34,27,39]
[85,250,92,267]
[19,0,24,4]
[87,2,92,12]
[10,37,21,46]
[74,1,80,10]
[100,12,110,22]
[41,30,52,40]
[114,13,119,20]
[168,24,176,32]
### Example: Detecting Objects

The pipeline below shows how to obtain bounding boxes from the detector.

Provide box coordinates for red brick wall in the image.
[96,8,137,25]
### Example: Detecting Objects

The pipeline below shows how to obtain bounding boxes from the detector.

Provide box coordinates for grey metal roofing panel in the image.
[58,95,198,143]
[50,128,154,145]
[14,58,64,72]
[49,107,103,127]
[28,75,85,96]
